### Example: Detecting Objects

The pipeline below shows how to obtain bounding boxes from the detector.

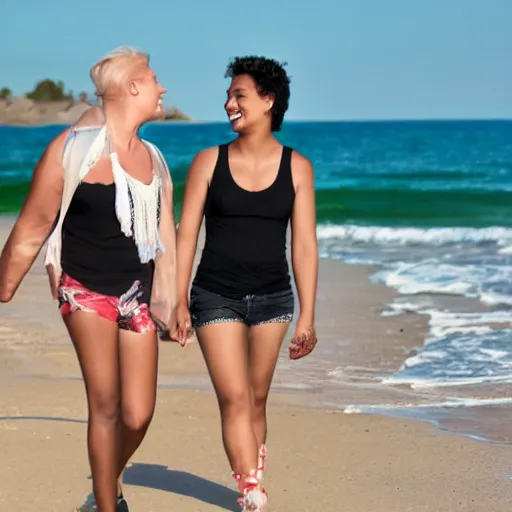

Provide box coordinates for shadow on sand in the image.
[0,416,238,510]
[124,463,239,510]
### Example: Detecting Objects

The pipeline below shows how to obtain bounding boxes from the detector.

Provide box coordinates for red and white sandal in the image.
[256,444,267,481]
[233,469,267,512]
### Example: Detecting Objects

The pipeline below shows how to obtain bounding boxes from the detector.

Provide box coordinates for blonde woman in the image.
[0,47,182,512]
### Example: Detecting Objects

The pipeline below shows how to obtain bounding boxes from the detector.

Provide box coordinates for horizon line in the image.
[160,117,512,124]
[2,117,511,130]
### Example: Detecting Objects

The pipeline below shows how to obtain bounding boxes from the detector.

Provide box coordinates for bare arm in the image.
[176,147,218,306]
[290,152,318,329]
[0,129,69,302]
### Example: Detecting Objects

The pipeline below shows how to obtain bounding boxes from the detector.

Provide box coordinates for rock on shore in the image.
[0,97,190,126]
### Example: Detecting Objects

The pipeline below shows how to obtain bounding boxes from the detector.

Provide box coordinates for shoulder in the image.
[141,139,168,169]
[142,139,164,156]
[53,127,74,148]
[42,127,74,164]
[187,145,220,182]
[74,105,104,127]
[192,145,220,167]
[27,127,71,186]
[290,149,314,189]
[141,138,161,152]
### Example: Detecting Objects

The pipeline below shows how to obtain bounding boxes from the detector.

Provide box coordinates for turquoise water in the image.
[1,120,512,408]
[2,121,512,226]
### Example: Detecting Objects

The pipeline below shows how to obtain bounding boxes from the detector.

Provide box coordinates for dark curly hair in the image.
[225,56,291,132]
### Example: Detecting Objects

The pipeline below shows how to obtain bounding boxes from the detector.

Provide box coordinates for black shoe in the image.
[116,494,129,512]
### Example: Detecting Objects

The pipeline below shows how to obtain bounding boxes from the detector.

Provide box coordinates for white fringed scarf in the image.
[110,152,164,263]
[77,128,164,263]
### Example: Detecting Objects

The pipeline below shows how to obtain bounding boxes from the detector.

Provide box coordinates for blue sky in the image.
[2,0,510,121]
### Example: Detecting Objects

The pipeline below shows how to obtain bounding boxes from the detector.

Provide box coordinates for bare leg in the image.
[195,322,259,475]
[248,322,290,447]
[117,328,158,484]
[64,312,119,512]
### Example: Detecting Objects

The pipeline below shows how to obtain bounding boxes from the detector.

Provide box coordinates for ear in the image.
[129,81,139,96]
[265,95,274,114]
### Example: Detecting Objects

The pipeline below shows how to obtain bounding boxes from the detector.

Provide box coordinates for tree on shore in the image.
[0,87,12,99]
[26,79,73,101]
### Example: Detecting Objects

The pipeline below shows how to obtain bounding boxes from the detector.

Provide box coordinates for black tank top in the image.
[193,143,295,298]
[61,183,154,303]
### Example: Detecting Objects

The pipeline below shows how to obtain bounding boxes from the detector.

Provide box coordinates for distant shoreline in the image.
[0,97,190,127]
[0,119,195,128]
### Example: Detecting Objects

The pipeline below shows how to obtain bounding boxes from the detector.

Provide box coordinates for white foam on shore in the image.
[343,396,512,414]
[481,290,512,306]
[380,297,512,388]
[317,224,512,245]
[317,222,512,392]
[499,245,512,255]
[373,262,512,305]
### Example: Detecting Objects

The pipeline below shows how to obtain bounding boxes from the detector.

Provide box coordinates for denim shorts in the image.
[190,285,295,328]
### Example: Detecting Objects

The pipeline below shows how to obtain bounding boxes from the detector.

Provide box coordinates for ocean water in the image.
[1,120,512,439]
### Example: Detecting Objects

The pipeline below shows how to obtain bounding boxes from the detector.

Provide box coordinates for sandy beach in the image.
[1,217,511,512]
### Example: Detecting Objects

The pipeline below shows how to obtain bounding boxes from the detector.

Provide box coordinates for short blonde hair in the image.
[90,46,149,100]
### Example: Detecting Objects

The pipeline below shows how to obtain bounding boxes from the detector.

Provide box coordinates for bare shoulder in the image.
[188,146,219,181]
[74,105,104,127]
[25,127,70,202]
[290,149,314,189]
[42,127,73,163]
[193,146,219,167]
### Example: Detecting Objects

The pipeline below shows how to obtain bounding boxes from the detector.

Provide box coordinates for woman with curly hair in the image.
[176,56,319,510]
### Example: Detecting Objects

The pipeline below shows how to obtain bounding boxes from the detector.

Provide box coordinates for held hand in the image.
[153,316,182,344]
[176,301,193,347]
[153,303,189,346]
[289,318,317,360]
